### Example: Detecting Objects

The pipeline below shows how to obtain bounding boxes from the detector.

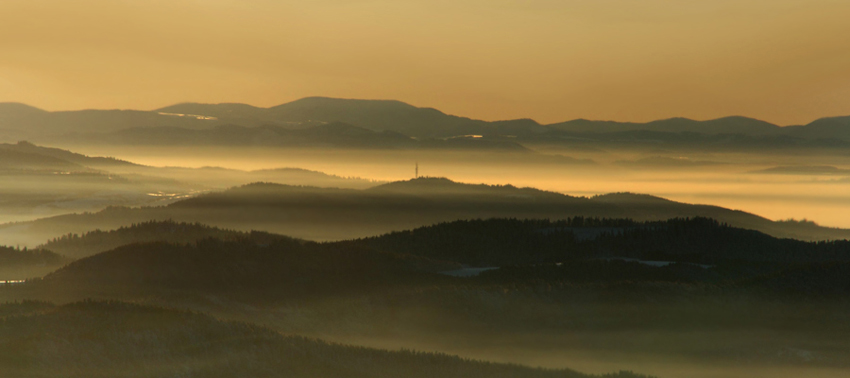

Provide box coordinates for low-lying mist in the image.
[53,144,850,229]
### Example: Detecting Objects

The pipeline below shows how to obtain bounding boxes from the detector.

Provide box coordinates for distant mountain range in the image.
[48,123,532,151]
[3,97,850,143]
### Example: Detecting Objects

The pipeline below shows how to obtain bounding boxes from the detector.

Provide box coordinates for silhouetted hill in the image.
[0,141,133,167]
[785,116,850,140]
[3,177,849,246]
[37,238,457,298]
[268,97,493,137]
[0,103,50,140]
[368,177,569,198]
[0,108,219,141]
[0,246,68,280]
[0,246,66,267]
[0,103,48,121]
[548,116,780,135]
[5,98,850,145]
[38,220,289,259]
[157,97,539,138]
[0,148,83,171]
[0,142,215,227]
[352,217,850,267]
[0,300,649,378]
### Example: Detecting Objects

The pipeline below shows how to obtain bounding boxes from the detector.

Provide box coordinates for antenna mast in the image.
[415,162,419,178]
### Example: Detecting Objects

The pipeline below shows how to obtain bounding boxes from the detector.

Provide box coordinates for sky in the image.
[1,0,849,125]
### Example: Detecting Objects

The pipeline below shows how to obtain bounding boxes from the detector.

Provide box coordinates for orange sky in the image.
[2,0,849,125]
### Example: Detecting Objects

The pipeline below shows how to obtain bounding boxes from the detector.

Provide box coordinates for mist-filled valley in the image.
[58,144,850,230]
[1,98,850,378]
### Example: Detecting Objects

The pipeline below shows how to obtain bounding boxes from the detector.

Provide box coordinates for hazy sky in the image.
[2,0,849,125]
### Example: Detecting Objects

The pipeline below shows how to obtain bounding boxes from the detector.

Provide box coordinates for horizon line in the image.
[2,97,847,127]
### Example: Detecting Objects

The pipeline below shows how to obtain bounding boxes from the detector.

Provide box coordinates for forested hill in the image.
[39,220,292,259]
[0,246,68,281]
[0,300,652,378]
[31,217,850,300]
[36,238,459,299]
[349,217,850,266]
[0,246,66,266]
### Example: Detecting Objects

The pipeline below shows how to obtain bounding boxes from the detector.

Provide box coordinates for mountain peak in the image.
[277,96,420,110]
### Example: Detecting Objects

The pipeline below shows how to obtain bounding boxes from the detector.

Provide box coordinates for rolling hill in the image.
[38,220,288,259]
[2,177,848,247]
[4,216,850,374]
[350,217,850,266]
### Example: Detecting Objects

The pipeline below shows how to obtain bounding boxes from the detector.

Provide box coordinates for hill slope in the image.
[0,301,648,378]
[38,220,288,259]
[351,217,850,267]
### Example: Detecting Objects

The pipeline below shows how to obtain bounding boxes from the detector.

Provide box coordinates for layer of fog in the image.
[59,145,850,229]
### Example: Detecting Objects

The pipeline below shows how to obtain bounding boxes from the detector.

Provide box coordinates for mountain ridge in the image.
[4,97,849,141]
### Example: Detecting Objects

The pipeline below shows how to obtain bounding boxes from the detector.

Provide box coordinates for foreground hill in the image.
[1,177,847,246]
[4,218,850,374]
[0,301,648,378]
[0,216,848,375]
[35,237,457,300]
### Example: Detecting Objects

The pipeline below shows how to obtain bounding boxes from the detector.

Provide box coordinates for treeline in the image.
[0,246,67,267]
